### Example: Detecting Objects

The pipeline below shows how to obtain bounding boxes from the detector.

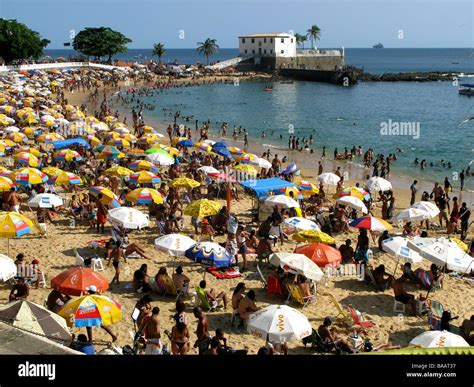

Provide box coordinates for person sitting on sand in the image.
[154,267,176,296]
[200,219,215,241]
[237,290,259,324]
[372,265,394,291]
[402,222,419,237]
[401,262,418,283]
[198,280,228,309]
[9,277,29,301]
[391,274,418,315]
[461,315,474,345]
[339,239,355,264]
[231,282,246,328]
[318,316,353,353]
[72,333,95,355]
[172,266,190,295]
[133,264,151,293]
[70,194,83,218]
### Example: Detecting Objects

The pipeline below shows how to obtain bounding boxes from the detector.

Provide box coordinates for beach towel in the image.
[417,270,432,289]
[206,266,242,279]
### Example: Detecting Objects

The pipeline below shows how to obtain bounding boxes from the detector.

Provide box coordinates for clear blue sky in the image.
[2,0,473,49]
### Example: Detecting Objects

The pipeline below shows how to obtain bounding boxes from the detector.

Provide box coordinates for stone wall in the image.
[258,56,344,71]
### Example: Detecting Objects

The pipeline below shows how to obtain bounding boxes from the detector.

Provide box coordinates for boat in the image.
[264,86,273,91]
[373,43,384,49]
[459,83,474,96]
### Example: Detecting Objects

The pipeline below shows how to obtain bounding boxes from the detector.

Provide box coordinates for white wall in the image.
[239,36,296,57]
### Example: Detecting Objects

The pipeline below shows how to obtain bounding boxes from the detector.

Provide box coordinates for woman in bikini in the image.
[169,320,190,355]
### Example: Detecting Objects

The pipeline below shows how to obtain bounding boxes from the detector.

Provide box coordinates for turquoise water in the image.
[136,80,474,190]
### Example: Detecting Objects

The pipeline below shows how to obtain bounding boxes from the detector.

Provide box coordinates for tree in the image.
[73,27,131,63]
[0,19,50,64]
[196,38,219,64]
[306,25,321,50]
[294,33,307,50]
[152,42,166,63]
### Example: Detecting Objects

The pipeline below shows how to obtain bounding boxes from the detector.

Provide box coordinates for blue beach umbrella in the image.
[185,242,232,267]
[213,141,228,148]
[177,139,194,148]
[213,147,231,158]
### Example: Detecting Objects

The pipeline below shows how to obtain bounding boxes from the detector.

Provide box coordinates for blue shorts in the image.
[355,249,369,262]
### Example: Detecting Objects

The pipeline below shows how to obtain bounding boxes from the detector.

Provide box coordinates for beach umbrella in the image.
[0,176,15,192]
[41,167,63,177]
[50,171,82,185]
[0,145,5,156]
[0,253,17,281]
[107,138,130,148]
[184,199,222,217]
[158,145,179,156]
[247,305,312,342]
[91,122,109,132]
[212,147,231,158]
[169,177,200,189]
[139,125,156,133]
[381,237,423,263]
[349,216,392,231]
[128,160,159,172]
[297,180,319,196]
[195,142,213,153]
[294,243,342,267]
[264,195,300,209]
[0,139,16,149]
[5,126,20,133]
[122,133,137,143]
[248,157,272,169]
[21,126,41,137]
[338,186,371,201]
[17,147,41,157]
[126,188,164,205]
[128,171,161,185]
[213,141,228,148]
[0,167,13,178]
[409,330,470,348]
[228,146,244,155]
[14,152,39,167]
[51,267,109,296]
[292,230,336,245]
[392,208,431,223]
[10,167,48,186]
[408,238,474,273]
[54,149,83,162]
[58,295,122,328]
[0,212,34,255]
[269,252,324,282]
[126,148,145,157]
[114,126,130,134]
[185,242,232,267]
[105,166,133,177]
[282,163,298,175]
[233,164,257,174]
[365,177,392,192]
[210,173,236,183]
[154,234,197,257]
[336,196,368,213]
[0,301,71,341]
[146,152,174,166]
[108,207,149,229]
[197,166,220,175]
[89,186,121,208]
[28,193,63,208]
[8,132,27,143]
[37,133,64,143]
[411,201,440,218]
[139,134,160,146]
[283,217,320,233]
[98,146,125,160]
[317,173,340,185]
[450,237,468,252]
[177,139,194,148]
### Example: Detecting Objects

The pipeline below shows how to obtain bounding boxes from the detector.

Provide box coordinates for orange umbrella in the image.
[51,267,109,296]
[294,243,342,268]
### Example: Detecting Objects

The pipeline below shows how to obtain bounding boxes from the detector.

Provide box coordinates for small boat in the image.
[373,43,384,49]
[459,83,474,96]
[264,86,273,91]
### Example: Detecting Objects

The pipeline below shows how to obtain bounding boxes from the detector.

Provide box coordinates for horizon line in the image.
[45,47,474,50]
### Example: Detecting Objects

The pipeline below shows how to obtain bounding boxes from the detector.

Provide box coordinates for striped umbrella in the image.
[97,146,125,160]
[297,180,320,196]
[14,152,39,167]
[0,211,34,238]
[195,142,213,152]
[138,134,160,145]
[54,149,83,162]
[338,186,371,201]
[128,171,161,184]
[349,216,392,231]
[10,168,48,186]
[50,171,82,185]
[107,138,130,148]
[0,145,5,156]
[38,133,64,143]
[8,132,27,143]
[128,160,159,172]
[17,147,41,157]
[0,176,15,192]
[0,167,13,178]
[126,188,164,205]
[89,186,121,208]
[0,139,16,149]
[122,133,137,143]
[146,152,174,166]
[105,166,133,176]
[104,131,120,141]
[228,146,244,155]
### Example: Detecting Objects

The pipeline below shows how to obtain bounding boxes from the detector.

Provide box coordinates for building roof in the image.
[239,33,293,38]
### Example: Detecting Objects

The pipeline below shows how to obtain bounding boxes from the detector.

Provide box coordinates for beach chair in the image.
[91,256,104,272]
[286,283,316,308]
[346,304,376,330]
[326,293,352,325]
[426,299,444,330]
[195,286,220,312]
[302,329,335,353]
[267,275,284,297]
[256,264,267,289]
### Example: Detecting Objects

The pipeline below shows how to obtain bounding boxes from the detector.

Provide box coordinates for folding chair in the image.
[326,293,352,325]
[256,264,267,289]
[91,256,104,271]
[346,304,376,330]
[195,286,220,312]
[426,299,444,330]
[266,275,284,297]
[286,283,316,308]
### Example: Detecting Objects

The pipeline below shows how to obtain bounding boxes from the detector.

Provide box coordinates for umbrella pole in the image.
[392,256,400,278]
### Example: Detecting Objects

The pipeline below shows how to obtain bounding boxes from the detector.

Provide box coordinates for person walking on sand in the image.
[110,241,126,286]
[410,180,417,206]
[96,193,107,234]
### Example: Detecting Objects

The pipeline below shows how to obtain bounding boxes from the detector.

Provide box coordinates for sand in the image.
[1,74,472,355]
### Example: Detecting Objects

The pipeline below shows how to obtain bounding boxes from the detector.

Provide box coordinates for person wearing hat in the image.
[317,316,353,353]
[200,218,215,241]
[172,266,190,296]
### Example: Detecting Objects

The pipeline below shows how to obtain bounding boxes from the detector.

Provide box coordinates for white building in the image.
[238,33,296,58]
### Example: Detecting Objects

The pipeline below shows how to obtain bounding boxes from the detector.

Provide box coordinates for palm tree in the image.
[152,42,166,63]
[294,33,307,50]
[196,38,219,64]
[306,25,321,50]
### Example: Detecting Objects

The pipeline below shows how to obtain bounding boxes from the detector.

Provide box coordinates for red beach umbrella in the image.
[51,267,109,296]
[294,243,342,268]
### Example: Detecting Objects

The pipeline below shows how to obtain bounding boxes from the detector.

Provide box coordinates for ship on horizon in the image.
[373,43,384,49]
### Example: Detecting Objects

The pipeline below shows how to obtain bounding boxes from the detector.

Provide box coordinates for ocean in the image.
[44,48,474,191]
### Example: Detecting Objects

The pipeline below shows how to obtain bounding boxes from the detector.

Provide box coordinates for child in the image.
[200,219,215,241]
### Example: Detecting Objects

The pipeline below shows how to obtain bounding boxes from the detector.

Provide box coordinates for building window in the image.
[271,38,273,43]
[281,38,284,43]
[245,49,247,54]
[270,49,273,54]
[291,38,293,43]
[242,38,245,43]
[264,49,267,54]
[251,38,255,43]
[252,49,255,54]
[264,37,266,43]
[281,50,284,54]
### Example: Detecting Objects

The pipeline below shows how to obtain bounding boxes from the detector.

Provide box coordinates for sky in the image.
[1,0,473,49]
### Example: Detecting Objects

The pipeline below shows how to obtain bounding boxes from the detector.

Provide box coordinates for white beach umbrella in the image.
[146,152,174,166]
[317,173,340,185]
[409,330,470,348]
[264,195,300,208]
[392,208,431,222]
[108,207,149,229]
[269,252,324,282]
[0,254,17,282]
[249,157,272,169]
[5,126,20,133]
[151,132,165,138]
[365,177,392,192]
[114,126,130,134]
[283,217,320,232]
[27,193,63,208]
[248,305,312,342]
[203,139,216,145]
[154,233,196,256]
[197,166,220,175]
[381,237,423,263]
[411,201,440,218]
[336,196,368,213]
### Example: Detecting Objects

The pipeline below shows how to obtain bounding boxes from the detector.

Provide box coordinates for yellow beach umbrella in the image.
[22,115,38,125]
[169,177,200,189]
[41,167,64,177]
[451,237,468,252]
[233,164,257,174]
[141,126,155,133]
[105,166,133,177]
[14,152,39,167]
[126,188,164,205]
[51,171,82,185]
[0,211,35,254]
[184,199,222,218]
[0,177,15,192]
[8,132,27,143]
[292,229,336,245]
